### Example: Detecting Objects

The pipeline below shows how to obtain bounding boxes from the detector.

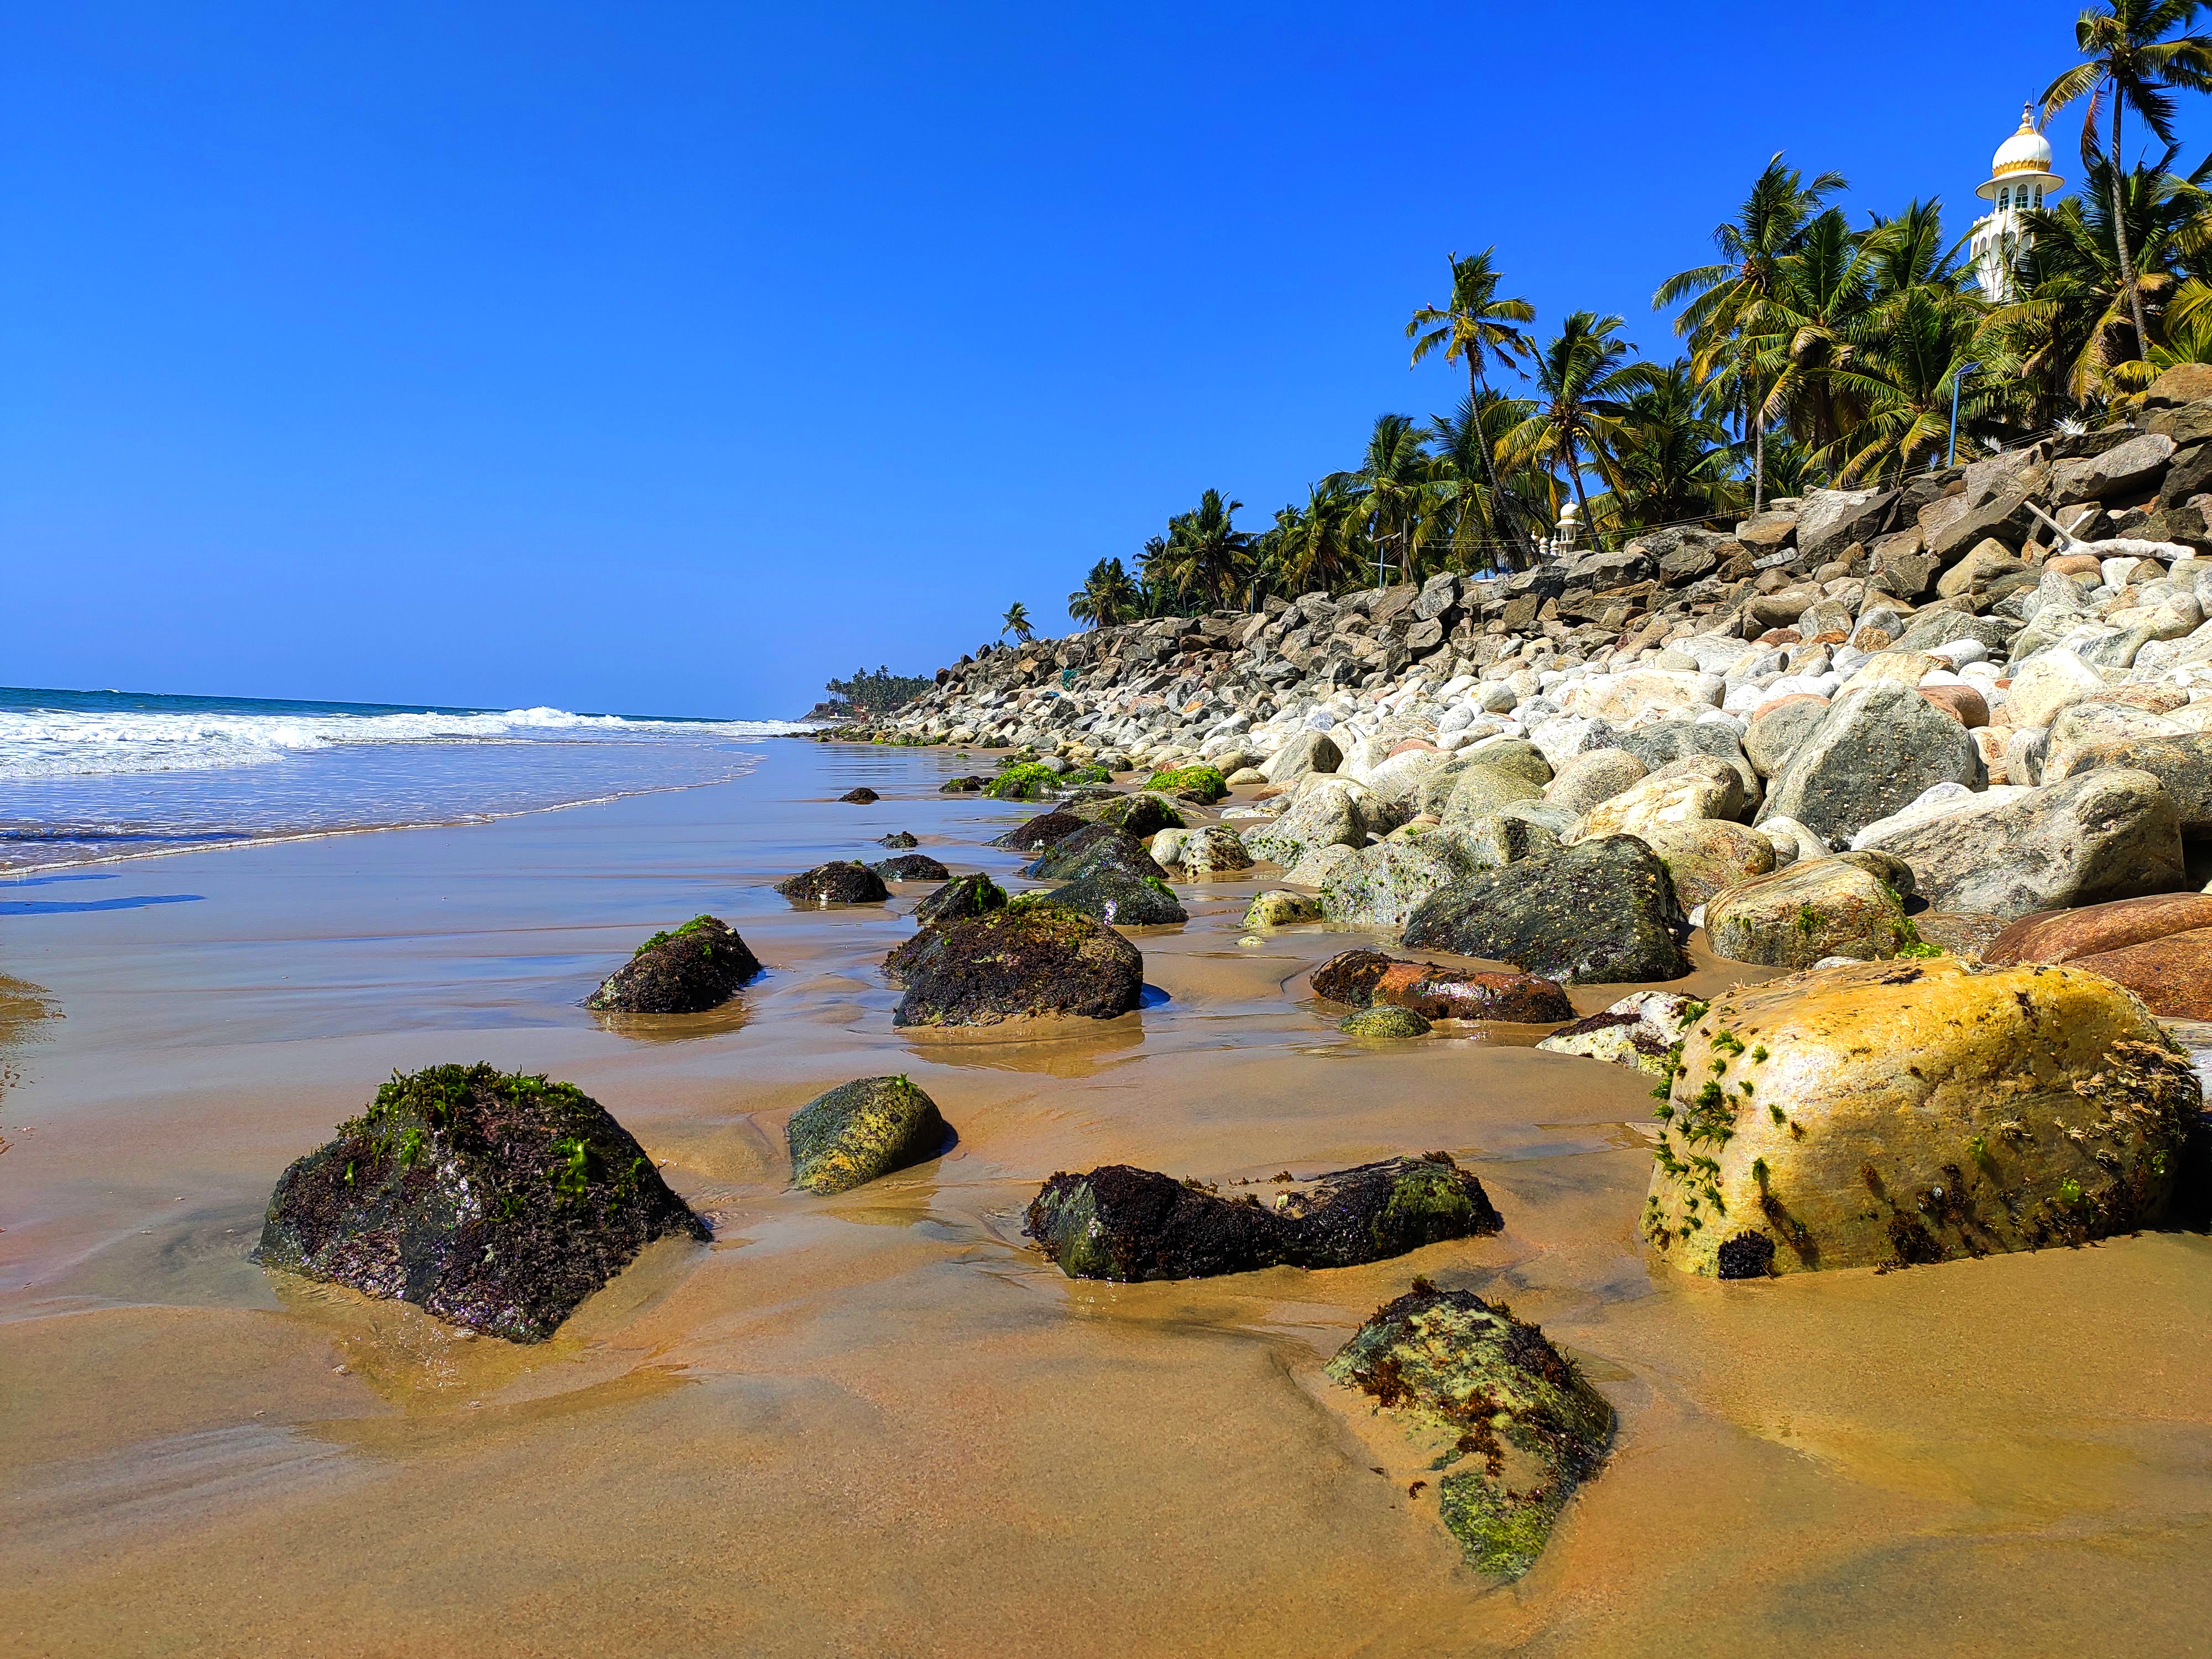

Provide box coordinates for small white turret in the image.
[1970,105,2064,301]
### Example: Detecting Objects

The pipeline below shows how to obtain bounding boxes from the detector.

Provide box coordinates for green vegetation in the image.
[983,763,1065,800]
[1001,601,1034,643]
[821,666,931,717]
[1142,763,1229,802]
[635,914,716,956]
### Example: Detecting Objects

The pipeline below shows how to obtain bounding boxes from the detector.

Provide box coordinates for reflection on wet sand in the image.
[1,742,2208,1658]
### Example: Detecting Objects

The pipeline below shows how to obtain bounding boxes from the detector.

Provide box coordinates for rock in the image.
[1264,730,1343,784]
[1543,749,1647,817]
[2146,363,2212,406]
[913,871,1007,928]
[1636,820,1777,910]
[1936,541,2028,600]
[1074,793,1185,839]
[1449,809,1566,869]
[776,860,891,905]
[838,787,880,804]
[878,831,920,848]
[1024,823,1170,885]
[1703,854,1916,968]
[1149,827,1191,867]
[1177,825,1255,874]
[940,775,985,794]
[1865,769,2185,919]
[787,1076,950,1194]
[1927,478,2037,561]
[1245,889,1323,927]
[1558,669,1723,724]
[1143,764,1229,804]
[1437,749,1552,827]
[1308,947,1575,1021]
[1284,842,1364,887]
[1319,841,1459,931]
[1566,755,1748,843]
[2041,730,2212,833]
[1918,684,1989,727]
[2049,431,2177,503]
[1796,488,1898,565]
[255,1063,708,1342]
[1744,696,1830,779]
[990,810,1086,851]
[1245,779,1369,865]
[1642,958,2201,1276]
[1327,1284,1614,1580]
[1046,868,1188,926]
[586,915,763,1014]
[1985,893,2212,966]
[1757,684,1981,843]
[1403,836,1691,984]
[873,853,951,882]
[1341,1004,1433,1037]
[2003,649,2107,729]
[1025,1154,1502,1281]
[1227,766,1267,786]
[983,763,1066,801]
[889,901,1143,1026]
[1536,991,1700,1075]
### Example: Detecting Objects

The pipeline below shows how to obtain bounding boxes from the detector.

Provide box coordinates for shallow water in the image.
[3,742,2209,1658]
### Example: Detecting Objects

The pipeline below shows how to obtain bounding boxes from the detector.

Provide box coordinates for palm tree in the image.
[1501,312,1662,554]
[1328,413,1435,585]
[1001,601,1034,643]
[2042,0,2212,356]
[1828,283,1989,483]
[1263,479,1372,596]
[1141,490,1254,610]
[1408,249,1537,563]
[1426,391,1540,572]
[1067,557,1141,628]
[1595,361,1743,533]
[1655,154,1848,512]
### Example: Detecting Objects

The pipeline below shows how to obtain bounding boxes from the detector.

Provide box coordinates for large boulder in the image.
[1985,892,2212,1019]
[255,1064,709,1342]
[1264,729,1343,784]
[2049,431,2177,504]
[1308,948,1574,1022]
[1045,868,1188,926]
[586,916,761,1014]
[1643,958,2201,1276]
[1703,853,1916,968]
[912,871,1006,928]
[1757,683,1981,843]
[1558,669,1723,724]
[1796,487,1898,564]
[1175,825,1255,875]
[1327,1285,1614,1580]
[1536,991,1701,1076]
[1319,841,1458,931]
[1143,764,1229,804]
[787,1076,950,1194]
[1863,769,2186,919]
[1244,778,1372,865]
[1023,823,1170,885]
[1543,748,1647,817]
[1566,755,1748,842]
[1744,696,1830,779]
[2041,729,2212,833]
[1437,747,1552,826]
[1636,820,1777,910]
[1073,793,1185,839]
[874,853,951,882]
[1402,836,1691,984]
[1025,1154,1501,1281]
[776,860,891,905]
[888,901,1144,1027]
[989,810,1086,851]
[2004,649,2106,730]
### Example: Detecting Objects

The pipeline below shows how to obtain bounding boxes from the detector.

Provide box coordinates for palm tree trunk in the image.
[1752,404,1767,517]
[1566,437,1601,558]
[2111,94,2151,356]
[1469,358,1526,572]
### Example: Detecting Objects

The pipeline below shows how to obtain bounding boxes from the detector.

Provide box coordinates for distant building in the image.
[1969,104,2063,302]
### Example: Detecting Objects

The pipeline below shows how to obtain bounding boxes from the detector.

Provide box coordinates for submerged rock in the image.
[873,852,951,882]
[255,1063,708,1342]
[1643,957,2201,1276]
[786,1076,950,1194]
[877,831,920,849]
[989,810,1086,851]
[776,860,891,905]
[1310,948,1574,1022]
[1340,1004,1433,1037]
[838,786,880,804]
[586,915,761,1014]
[1536,991,1700,1076]
[890,900,1144,1027]
[912,870,1006,930]
[1402,836,1691,984]
[1327,1284,1615,1580]
[1025,1154,1501,1281]
[1045,868,1188,926]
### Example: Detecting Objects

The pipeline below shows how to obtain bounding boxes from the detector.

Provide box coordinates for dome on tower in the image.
[1978,104,2062,200]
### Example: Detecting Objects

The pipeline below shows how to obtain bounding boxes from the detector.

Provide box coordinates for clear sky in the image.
[7,1,2200,718]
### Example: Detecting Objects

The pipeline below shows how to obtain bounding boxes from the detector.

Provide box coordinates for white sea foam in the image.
[0,705,808,782]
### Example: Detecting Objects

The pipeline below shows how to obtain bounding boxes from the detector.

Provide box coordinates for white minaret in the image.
[1970,105,2063,302]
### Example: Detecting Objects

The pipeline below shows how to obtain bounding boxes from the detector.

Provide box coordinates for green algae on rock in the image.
[889,899,1143,1027]
[1245,889,1323,927]
[1402,835,1690,984]
[1327,1284,1615,1580]
[586,915,762,1014]
[1340,1004,1433,1038]
[254,1063,708,1343]
[1642,956,2203,1277]
[1045,868,1188,926]
[1073,791,1185,839]
[910,870,1007,931]
[1022,823,1171,885]
[787,1075,950,1194]
[1142,763,1229,803]
[983,763,1066,801]
[1025,1154,1500,1281]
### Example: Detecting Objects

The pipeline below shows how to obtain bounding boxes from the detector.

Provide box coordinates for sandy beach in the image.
[0,739,2205,1657]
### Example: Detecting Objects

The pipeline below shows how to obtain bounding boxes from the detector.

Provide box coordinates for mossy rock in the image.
[775,860,890,905]
[1022,823,1170,885]
[1073,792,1186,839]
[1328,1284,1614,1580]
[1024,1154,1500,1281]
[873,852,951,882]
[254,1063,708,1343]
[939,775,986,794]
[1341,1005,1432,1038]
[1045,869,1188,926]
[888,900,1144,1027]
[989,810,1086,851]
[984,763,1065,801]
[1142,764,1229,804]
[910,872,1006,932]
[877,831,920,849]
[1062,763,1113,785]
[586,915,761,1014]
[1245,889,1324,928]
[787,1075,950,1194]
[838,786,880,804]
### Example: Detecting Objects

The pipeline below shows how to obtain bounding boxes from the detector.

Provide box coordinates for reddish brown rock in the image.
[2069,927,2212,1018]
[1918,684,1990,728]
[1309,948,1574,1022]
[1386,738,1442,759]
[2046,553,2103,580]
[1985,891,2212,966]
[1751,692,1828,724]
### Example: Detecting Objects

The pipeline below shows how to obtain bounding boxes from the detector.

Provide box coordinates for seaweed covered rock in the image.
[1703,853,1919,968]
[1310,948,1574,1022]
[1144,763,1229,804]
[890,900,1144,1027]
[912,870,1007,930]
[787,1075,950,1194]
[1341,1004,1432,1037]
[1402,836,1691,984]
[838,787,880,804]
[1327,1285,1615,1580]
[1022,823,1170,885]
[586,915,761,1014]
[1073,792,1184,839]
[776,860,891,905]
[873,852,951,882]
[877,831,920,849]
[1246,889,1323,927]
[939,774,986,794]
[254,1064,708,1342]
[1173,825,1255,875]
[990,810,1086,851]
[1535,991,1700,1077]
[1025,1154,1500,1281]
[1045,868,1188,926]
[1643,957,2203,1277]
[983,763,1064,801]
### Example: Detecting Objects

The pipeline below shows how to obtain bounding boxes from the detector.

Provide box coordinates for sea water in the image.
[0,685,807,870]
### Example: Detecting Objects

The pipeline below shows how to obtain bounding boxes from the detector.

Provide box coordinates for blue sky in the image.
[7,1,2200,717]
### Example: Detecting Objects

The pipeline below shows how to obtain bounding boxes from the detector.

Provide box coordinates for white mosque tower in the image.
[1969,103,2064,301]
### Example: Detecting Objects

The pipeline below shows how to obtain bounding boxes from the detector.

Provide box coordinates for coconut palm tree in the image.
[1501,312,1663,554]
[1067,557,1141,628]
[1828,283,1990,483]
[1655,154,1848,512]
[1000,601,1034,643]
[1327,413,1436,585]
[1261,480,1371,597]
[1141,490,1254,610]
[1407,249,1537,563]
[2042,0,2212,356]
[1594,361,1743,534]
[1426,391,1541,572]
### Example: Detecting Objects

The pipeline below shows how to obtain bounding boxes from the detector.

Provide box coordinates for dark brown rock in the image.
[586,915,761,1013]
[838,787,881,804]
[776,860,891,905]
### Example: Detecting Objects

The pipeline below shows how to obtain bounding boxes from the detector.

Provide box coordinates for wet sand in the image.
[4,740,2209,1658]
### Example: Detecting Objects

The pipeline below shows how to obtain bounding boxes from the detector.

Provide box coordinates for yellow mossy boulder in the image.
[1643,957,2199,1277]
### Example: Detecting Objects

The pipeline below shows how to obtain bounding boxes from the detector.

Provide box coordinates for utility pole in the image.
[1948,362,1979,467]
